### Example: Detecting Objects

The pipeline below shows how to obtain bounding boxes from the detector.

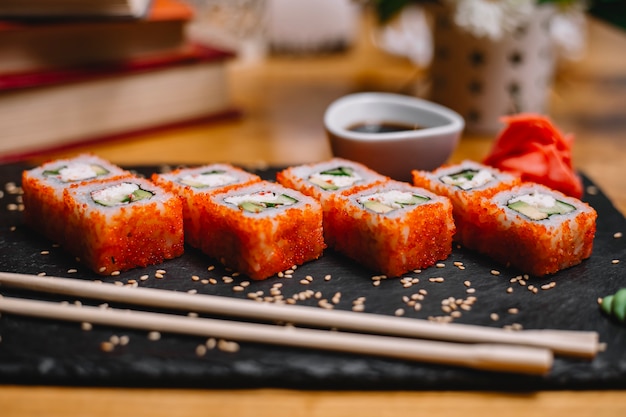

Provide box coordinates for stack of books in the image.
[0,0,236,162]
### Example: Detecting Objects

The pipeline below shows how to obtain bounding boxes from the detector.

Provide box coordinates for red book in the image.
[0,43,238,163]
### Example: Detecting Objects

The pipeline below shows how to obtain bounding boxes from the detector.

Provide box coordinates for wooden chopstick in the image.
[0,295,553,375]
[0,271,600,358]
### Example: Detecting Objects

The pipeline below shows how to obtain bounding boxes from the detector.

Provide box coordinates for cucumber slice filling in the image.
[308,166,363,190]
[358,190,430,214]
[224,191,298,213]
[91,182,154,207]
[440,169,494,190]
[44,163,110,183]
[507,192,575,220]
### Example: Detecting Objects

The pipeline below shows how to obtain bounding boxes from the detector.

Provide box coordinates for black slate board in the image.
[0,163,625,390]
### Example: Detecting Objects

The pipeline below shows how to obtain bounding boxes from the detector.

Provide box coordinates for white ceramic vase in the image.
[428,5,557,134]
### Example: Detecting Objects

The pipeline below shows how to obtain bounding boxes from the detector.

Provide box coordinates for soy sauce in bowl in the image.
[348,121,423,134]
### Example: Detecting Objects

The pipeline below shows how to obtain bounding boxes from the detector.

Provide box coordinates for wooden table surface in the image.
[3,13,626,417]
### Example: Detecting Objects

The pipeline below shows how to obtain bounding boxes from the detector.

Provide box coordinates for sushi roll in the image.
[276,158,389,245]
[151,164,261,248]
[326,180,455,277]
[464,183,597,276]
[200,181,325,280]
[412,160,520,244]
[21,154,130,243]
[63,177,184,275]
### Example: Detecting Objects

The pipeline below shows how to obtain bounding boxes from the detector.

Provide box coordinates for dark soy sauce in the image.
[348,121,424,134]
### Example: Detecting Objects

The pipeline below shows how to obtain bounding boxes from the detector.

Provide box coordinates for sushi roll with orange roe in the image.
[412,160,520,245]
[64,177,184,275]
[152,164,260,249]
[277,158,388,245]
[200,181,325,280]
[22,154,130,243]
[326,180,455,277]
[466,183,597,276]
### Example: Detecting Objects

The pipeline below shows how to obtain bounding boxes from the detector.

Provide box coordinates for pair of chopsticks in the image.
[0,271,601,375]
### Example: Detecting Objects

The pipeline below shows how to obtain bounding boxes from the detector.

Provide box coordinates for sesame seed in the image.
[206,338,217,349]
[140,274,149,281]
[540,284,552,290]
[36,272,46,277]
[614,232,623,239]
[195,345,207,357]
[154,272,164,279]
[372,280,381,287]
[99,267,106,273]
[233,285,245,292]
[419,289,428,295]
[209,278,217,285]
[586,185,598,195]
[394,308,405,316]
[285,269,295,275]
[218,339,240,353]
[508,308,519,314]
[222,277,233,284]
[40,250,49,255]
[240,281,251,287]
[67,268,78,274]
[100,341,115,352]
[506,287,513,294]
[299,279,310,285]
[413,303,422,311]
[352,304,365,312]
[518,280,527,286]
[110,335,120,345]
[441,305,452,314]
[490,270,501,276]
[612,259,620,264]
[451,311,462,318]
[463,280,471,287]
[148,331,161,341]
[119,335,129,346]
[324,274,332,281]
[284,274,293,279]
[490,313,499,321]
[305,275,314,282]
[466,288,476,294]
[156,269,166,275]
[191,275,200,281]
[207,265,215,271]
[81,322,92,331]
[454,261,463,267]
[436,263,446,268]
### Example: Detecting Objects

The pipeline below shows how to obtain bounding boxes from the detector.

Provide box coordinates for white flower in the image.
[446,0,536,40]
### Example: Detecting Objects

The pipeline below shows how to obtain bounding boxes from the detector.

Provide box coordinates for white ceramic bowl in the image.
[324,92,464,181]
